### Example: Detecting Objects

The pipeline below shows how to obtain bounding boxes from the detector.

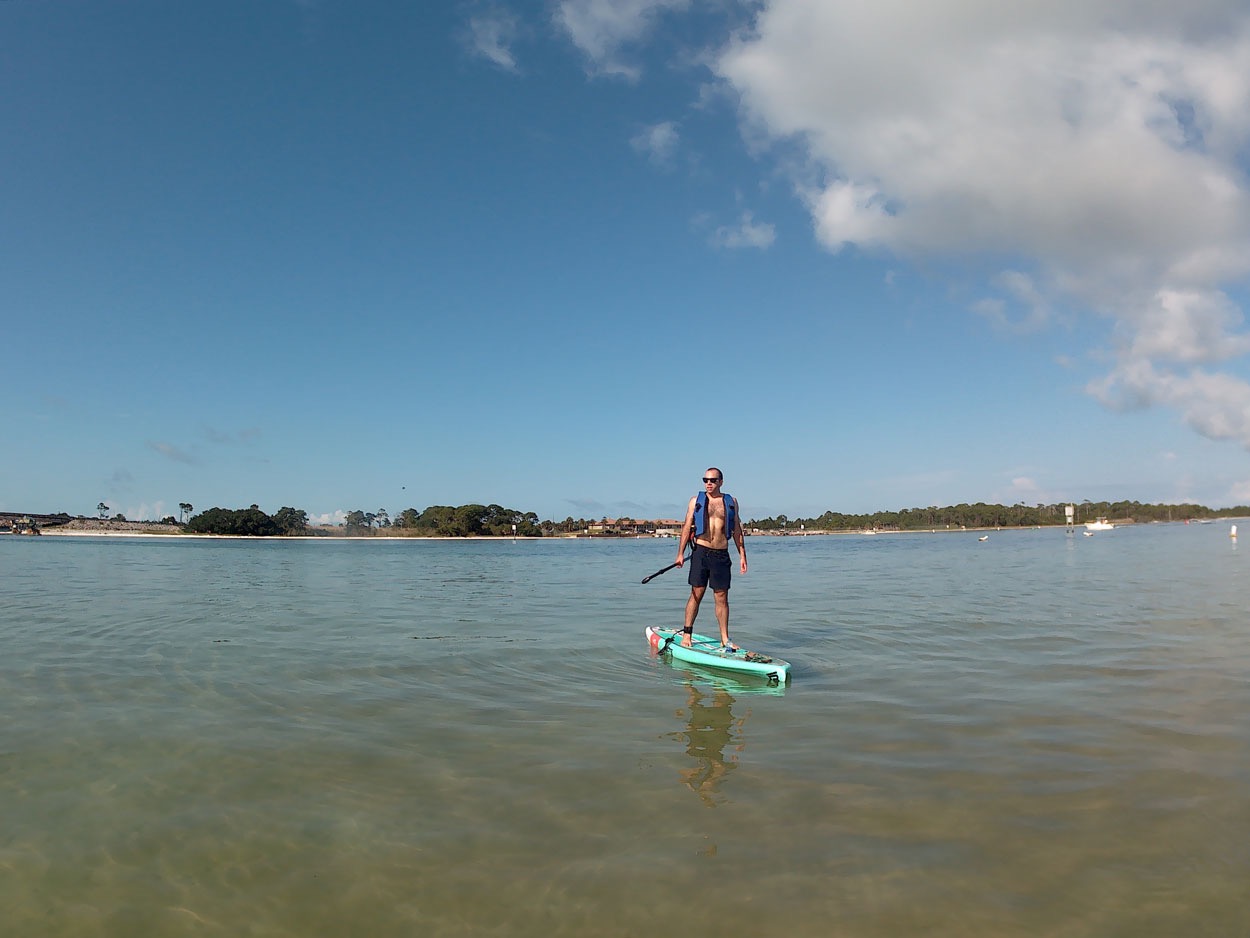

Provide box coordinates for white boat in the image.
[1084,518,1115,531]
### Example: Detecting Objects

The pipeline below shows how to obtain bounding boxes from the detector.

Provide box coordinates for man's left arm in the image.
[734,502,747,573]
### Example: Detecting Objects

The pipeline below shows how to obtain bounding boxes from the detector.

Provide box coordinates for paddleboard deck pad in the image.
[646,626,791,683]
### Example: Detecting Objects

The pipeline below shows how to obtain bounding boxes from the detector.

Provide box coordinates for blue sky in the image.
[5,0,1250,524]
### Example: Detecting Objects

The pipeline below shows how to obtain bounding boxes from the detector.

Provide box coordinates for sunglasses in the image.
[702,477,722,484]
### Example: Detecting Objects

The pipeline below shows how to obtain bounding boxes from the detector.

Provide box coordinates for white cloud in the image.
[1009,477,1040,497]
[710,0,1250,447]
[631,120,680,166]
[974,270,1054,333]
[990,475,1066,507]
[555,0,690,78]
[1086,286,1250,442]
[718,2,1250,273]
[1089,358,1250,442]
[805,180,894,252]
[1124,288,1250,365]
[467,8,522,71]
[711,210,775,250]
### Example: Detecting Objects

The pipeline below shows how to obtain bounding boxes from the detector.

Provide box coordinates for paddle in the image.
[643,546,693,655]
[641,547,691,584]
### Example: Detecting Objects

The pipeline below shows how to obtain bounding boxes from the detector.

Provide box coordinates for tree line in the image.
[185,506,309,536]
[747,500,1250,532]
[181,503,542,537]
[346,504,543,537]
[167,498,1248,537]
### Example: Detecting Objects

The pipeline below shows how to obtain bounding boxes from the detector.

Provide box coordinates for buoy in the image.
[1231,524,1237,540]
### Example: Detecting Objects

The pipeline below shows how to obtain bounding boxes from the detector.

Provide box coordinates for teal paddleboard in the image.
[646,626,790,683]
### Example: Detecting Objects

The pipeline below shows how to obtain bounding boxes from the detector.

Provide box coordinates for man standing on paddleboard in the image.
[674,468,747,649]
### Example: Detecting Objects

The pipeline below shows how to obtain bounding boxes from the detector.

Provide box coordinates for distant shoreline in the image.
[27,523,1149,541]
[19,514,1241,541]
[36,528,550,541]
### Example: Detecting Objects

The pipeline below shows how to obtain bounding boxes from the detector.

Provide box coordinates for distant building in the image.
[585,518,683,537]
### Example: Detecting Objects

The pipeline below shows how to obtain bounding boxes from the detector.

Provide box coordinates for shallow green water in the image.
[3,527,1248,936]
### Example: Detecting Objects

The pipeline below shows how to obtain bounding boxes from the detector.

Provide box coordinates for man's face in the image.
[703,471,723,492]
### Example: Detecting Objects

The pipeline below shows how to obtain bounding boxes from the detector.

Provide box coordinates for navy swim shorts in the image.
[688,544,732,591]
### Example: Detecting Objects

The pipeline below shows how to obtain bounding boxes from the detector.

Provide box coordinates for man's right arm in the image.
[675,497,696,565]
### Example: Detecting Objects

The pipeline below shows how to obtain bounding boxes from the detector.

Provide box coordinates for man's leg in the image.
[712,589,730,646]
[683,585,706,646]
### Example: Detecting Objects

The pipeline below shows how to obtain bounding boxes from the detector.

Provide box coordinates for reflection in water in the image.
[674,684,748,807]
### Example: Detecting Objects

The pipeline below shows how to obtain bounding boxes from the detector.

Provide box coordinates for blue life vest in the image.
[694,491,737,539]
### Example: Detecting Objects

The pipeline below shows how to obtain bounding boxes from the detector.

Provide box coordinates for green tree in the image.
[412,505,461,535]
[454,504,488,536]
[273,507,308,536]
[185,506,280,536]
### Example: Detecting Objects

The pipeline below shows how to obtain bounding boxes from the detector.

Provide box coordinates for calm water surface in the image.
[3,527,1248,936]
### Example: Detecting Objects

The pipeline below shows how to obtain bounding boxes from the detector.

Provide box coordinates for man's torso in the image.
[696,494,730,550]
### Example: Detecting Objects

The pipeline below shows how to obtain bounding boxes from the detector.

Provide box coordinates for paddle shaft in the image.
[643,547,694,655]
[640,560,677,584]
[641,546,692,584]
